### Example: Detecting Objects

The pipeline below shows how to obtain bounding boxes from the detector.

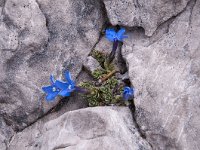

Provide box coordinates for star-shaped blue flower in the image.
[42,75,61,101]
[55,71,76,97]
[105,28,128,42]
[123,86,134,101]
[42,71,76,101]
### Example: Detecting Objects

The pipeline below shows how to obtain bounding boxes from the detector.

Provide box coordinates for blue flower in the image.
[42,75,61,101]
[105,28,128,42]
[55,71,76,97]
[42,71,76,101]
[123,86,134,101]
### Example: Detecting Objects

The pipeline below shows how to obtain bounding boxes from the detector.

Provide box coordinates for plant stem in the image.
[107,40,118,64]
[75,86,91,94]
[98,70,118,83]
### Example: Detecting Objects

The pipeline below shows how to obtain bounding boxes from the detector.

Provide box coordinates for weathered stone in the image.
[4,0,49,47]
[95,36,112,54]
[0,117,14,150]
[103,0,190,36]
[122,0,200,149]
[83,56,103,74]
[0,0,105,131]
[116,72,129,81]
[9,107,152,150]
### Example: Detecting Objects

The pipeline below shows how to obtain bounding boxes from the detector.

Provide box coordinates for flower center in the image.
[68,85,72,90]
[52,87,57,92]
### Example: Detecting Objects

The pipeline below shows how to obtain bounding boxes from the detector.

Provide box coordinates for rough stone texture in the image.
[8,107,152,150]
[94,36,112,54]
[0,0,104,133]
[122,0,200,149]
[103,0,191,36]
[1,0,200,149]
[83,56,103,74]
[0,117,14,150]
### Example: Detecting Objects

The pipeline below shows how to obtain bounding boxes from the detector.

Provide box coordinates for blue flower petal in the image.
[50,75,55,84]
[123,35,128,39]
[123,93,129,101]
[130,88,134,95]
[116,28,127,41]
[42,86,53,93]
[65,71,75,85]
[55,80,69,89]
[42,71,77,101]
[46,92,59,101]
[123,86,134,101]
[105,29,117,42]
[58,90,71,97]
[124,87,130,93]
[117,28,125,36]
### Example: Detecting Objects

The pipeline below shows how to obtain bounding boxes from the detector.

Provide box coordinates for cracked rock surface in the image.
[103,0,190,36]
[0,0,104,145]
[1,0,200,149]
[83,56,103,74]
[122,0,200,149]
[8,107,152,150]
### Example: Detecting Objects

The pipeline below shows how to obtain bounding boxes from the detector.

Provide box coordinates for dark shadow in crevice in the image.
[114,28,152,147]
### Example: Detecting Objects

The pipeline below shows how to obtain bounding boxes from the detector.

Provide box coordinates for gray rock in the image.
[0,117,14,150]
[94,36,112,54]
[116,72,129,81]
[83,56,103,74]
[0,0,105,131]
[103,0,190,36]
[122,0,200,149]
[8,107,152,150]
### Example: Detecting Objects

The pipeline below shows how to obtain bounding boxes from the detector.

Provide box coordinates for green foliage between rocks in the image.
[90,50,106,68]
[79,50,124,107]
[79,76,123,107]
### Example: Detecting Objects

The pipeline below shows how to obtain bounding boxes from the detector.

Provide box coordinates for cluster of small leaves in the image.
[90,50,106,67]
[104,60,115,72]
[91,50,115,71]
[80,50,127,107]
[92,69,107,79]
[79,76,122,107]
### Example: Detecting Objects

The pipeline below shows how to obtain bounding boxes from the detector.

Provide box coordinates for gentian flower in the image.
[42,71,90,102]
[105,28,128,42]
[42,75,61,101]
[55,71,76,97]
[42,71,76,101]
[123,86,134,101]
[105,28,128,64]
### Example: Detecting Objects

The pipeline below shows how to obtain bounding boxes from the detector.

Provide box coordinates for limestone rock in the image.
[122,0,200,149]
[83,56,103,74]
[9,107,152,150]
[95,36,112,54]
[0,117,14,150]
[0,0,105,131]
[103,0,190,36]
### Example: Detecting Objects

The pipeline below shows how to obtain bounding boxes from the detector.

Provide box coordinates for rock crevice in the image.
[122,0,200,148]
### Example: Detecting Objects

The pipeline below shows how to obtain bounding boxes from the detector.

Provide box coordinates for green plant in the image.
[90,50,106,68]
[78,76,122,107]
[79,50,129,107]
